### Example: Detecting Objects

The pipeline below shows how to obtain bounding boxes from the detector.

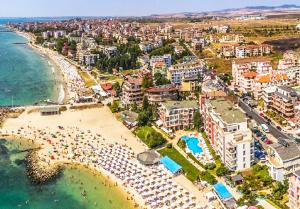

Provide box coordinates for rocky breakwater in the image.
[25,151,62,184]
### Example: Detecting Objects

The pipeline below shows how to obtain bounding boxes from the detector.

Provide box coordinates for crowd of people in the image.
[2,125,208,209]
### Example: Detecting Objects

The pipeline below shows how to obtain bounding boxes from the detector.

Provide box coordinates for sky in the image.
[0,0,300,17]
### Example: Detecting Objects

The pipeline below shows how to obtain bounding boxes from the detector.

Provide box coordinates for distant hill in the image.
[149,4,300,19]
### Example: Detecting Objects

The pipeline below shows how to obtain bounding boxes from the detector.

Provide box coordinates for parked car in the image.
[276,126,282,131]
[265,139,271,144]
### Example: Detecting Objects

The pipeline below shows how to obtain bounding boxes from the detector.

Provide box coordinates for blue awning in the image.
[160,156,182,174]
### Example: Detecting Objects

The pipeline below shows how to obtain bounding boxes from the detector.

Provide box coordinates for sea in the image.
[0,20,65,106]
[0,18,133,209]
[0,139,133,209]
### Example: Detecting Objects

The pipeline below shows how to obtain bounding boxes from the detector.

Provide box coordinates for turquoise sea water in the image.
[0,139,133,209]
[0,25,62,106]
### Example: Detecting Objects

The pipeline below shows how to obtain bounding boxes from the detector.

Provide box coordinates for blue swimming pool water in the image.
[160,156,182,174]
[213,183,233,200]
[181,136,203,155]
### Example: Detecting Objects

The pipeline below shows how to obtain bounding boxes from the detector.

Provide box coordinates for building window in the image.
[243,151,246,155]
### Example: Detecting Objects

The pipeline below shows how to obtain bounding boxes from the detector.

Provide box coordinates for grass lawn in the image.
[207,58,232,75]
[78,71,97,87]
[158,147,200,182]
[135,126,166,148]
[202,132,222,167]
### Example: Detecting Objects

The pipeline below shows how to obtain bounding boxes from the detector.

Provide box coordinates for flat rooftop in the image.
[162,100,198,111]
[270,142,300,162]
[209,98,246,124]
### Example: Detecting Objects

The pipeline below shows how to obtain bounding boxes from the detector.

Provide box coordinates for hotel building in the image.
[145,84,178,104]
[200,97,254,171]
[158,100,198,132]
[121,76,144,107]
[167,61,206,85]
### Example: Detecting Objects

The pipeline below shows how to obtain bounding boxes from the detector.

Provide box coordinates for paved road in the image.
[238,99,290,140]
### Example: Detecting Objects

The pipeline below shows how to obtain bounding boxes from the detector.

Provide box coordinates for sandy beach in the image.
[15,30,86,105]
[0,106,209,209]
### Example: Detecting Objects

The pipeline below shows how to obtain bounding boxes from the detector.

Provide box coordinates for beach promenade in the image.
[0,106,210,209]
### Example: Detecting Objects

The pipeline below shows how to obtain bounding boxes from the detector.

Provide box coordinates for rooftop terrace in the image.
[209,98,246,124]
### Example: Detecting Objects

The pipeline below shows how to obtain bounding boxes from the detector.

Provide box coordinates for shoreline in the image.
[15,30,69,104]
[14,30,86,105]
[1,134,138,208]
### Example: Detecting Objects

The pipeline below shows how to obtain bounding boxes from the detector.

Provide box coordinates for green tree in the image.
[56,38,67,54]
[112,82,121,96]
[138,111,149,126]
[199,171,217,185]
[193,111,202,131]
[69,40,77,51]
[216,166,230,177]
[142,96,150,111]
[110,100,119,113]
[154,72,171,86]
[141,76,153,89]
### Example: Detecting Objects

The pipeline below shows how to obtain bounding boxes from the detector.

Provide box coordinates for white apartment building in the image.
[150,54,172,68]
[220,34,245,43]
[232,58,272,87]
[158,100,198,132]
[200,97,254,171]
[167,61,206,85]
[121,76,144,107]
[266,141,300,182]
[53,30,66,39]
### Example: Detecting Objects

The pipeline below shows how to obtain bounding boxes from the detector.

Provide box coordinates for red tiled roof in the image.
[242,71,257,79]
[101,83,113,91]
[145,85,178,93]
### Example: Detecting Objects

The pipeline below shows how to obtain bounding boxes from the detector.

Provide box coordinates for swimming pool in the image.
[181,135,203,155]
[213,183,233,200]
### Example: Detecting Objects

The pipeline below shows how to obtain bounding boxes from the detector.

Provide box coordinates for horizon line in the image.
[0,3,299,19]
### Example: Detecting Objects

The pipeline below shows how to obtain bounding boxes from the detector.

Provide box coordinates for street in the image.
[238,99,290,140]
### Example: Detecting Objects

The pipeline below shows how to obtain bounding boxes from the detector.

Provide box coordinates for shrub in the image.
[205,163,216,170]
[167,143,173,149]
[136,126,166,148]
[216,166,230,177]
[199,171,217,185]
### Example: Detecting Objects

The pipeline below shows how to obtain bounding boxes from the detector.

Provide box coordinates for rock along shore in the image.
[25,151,62,185]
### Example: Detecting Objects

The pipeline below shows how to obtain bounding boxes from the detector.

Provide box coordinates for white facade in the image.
[167,61,206,85]
[201,98,254,171]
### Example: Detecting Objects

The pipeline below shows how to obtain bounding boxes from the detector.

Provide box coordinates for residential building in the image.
[158,100,198,132]
[266,141,300,182]
[264,86,298,118]
[235,44,271,58]
[167,61,206,85]
[104,46,118,57]
[144,84,178,103]
[278,51,300,70]
[180,76,199,92]
[253,74,289,99]
[262,86,277,109]
[200,97,254,171]
[220,34,245,43]
[53,30,66,39]
[232,58,273,87]
[121,76,143,107]
[239,72,257,93]
[289,169,300,209]
[150,54,172,68]
[220,45,236,58]
[79,53,100,66]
